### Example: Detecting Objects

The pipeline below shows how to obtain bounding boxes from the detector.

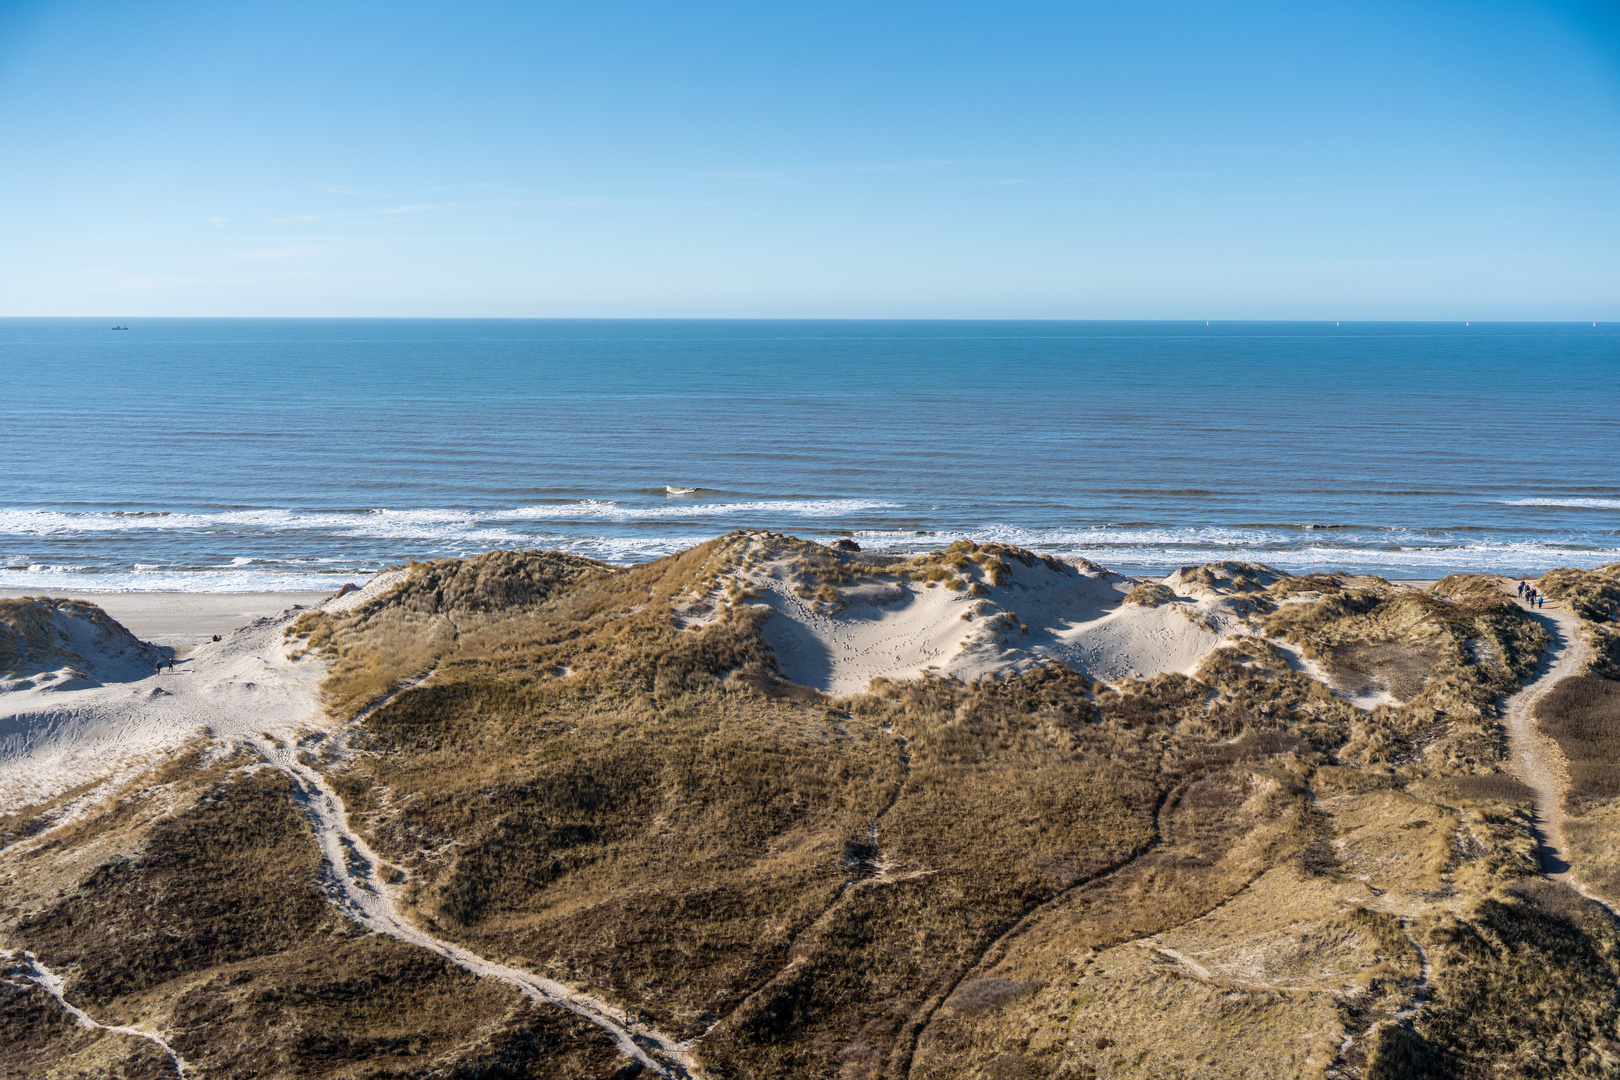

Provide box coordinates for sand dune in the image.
[735,537,1262,694]
[0,543,1312,820]
[0,597,157,684]
[0,572,404,821]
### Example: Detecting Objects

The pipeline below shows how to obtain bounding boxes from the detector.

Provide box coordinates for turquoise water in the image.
[1,318,1616,591]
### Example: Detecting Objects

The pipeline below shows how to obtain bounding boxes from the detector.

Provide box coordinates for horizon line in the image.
[0,315,1613,325]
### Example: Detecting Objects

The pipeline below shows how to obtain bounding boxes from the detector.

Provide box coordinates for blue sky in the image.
[1,1,1616,318]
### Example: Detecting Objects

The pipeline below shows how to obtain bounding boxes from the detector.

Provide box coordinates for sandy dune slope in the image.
[0,542,1342,817]
[737,539,1259,694]
[0,571,403,817]
[0,597,157,684]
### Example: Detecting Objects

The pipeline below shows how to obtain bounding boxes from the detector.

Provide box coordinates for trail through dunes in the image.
[3,568,700,1078]
[1500,592,1613,911]
[254,728,702,1079]
[2,948,190,1076]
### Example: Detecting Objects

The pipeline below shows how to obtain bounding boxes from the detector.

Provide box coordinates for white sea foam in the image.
[0,499,899,540]
[4,527,1617,593]
[1500,498,1620,510]
[830,526,1620,575]
[500,498,901,522]
[4,497,1618,594]
[0,567,354,593]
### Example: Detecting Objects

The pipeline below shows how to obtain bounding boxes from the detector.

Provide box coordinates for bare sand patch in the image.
[0,581,396,823]
[734,536,1261,694]
[0,590,332,646]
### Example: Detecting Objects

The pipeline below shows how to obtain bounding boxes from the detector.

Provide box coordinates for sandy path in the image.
[3,948,190,1076]
[4,570,702,1076]
[1392,920,1432,1021]
[1500,597,1593,890]
[254,733,701,1079]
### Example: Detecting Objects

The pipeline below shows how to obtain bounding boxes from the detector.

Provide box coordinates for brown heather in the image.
[6,535,1620,1079]
[1536,563,1620,679]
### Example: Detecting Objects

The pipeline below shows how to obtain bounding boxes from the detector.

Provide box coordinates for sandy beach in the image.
[0,573,404,817]
[0,590,332,647]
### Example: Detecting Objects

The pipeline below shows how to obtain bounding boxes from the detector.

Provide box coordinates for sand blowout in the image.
[0,596,157,687]
[721,536,1265,694]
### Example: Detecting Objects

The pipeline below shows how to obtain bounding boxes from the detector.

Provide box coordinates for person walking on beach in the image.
[168,658,174,672]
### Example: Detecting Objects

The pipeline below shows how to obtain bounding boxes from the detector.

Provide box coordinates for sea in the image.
[2,319,1616,592]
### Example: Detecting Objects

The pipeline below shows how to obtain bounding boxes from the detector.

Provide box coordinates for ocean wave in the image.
[0,498,903,539]
[0,566,360,593]
[3,500,1618,590]
[836,526,1620,576]
[499,498,901,522]
[4,527,1617,590]
[1500,498,1620,510]
[866,524,1336,550]
[533,526,1620,575]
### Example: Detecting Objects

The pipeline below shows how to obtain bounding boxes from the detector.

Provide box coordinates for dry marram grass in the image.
[6,535,1619,1080]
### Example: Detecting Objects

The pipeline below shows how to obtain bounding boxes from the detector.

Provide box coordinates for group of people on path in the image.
[1517,579,1547,609]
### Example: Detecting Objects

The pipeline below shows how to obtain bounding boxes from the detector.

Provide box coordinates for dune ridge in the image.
[6,536,1620,1079]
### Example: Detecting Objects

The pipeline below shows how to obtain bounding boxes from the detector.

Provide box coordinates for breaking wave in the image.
[1500,498,1620,510]
[3,501,1617,592]
[0,498,899,540]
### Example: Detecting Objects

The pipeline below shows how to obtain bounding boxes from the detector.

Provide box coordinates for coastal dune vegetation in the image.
[3,533,1620,1078]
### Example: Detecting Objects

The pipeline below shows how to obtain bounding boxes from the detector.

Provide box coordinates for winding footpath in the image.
[254,732,701,1079]
[3,948,190,1076]
[1500,594,1616,912]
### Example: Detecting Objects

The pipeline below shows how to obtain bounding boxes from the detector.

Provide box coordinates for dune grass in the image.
[1532,674,1620,903]
[1536,563,1620,679]
[1,759,627,1079]
[10,536,1620,1078]
[0,596,143,676]
[279,540,1604,1078]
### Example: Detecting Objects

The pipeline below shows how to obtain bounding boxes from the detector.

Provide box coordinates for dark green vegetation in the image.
[7,538,1620,1078]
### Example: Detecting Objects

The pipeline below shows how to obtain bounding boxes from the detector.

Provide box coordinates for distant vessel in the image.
[111,325,128,330]
[665,486,697,496]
